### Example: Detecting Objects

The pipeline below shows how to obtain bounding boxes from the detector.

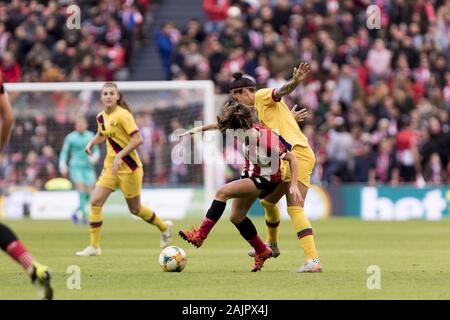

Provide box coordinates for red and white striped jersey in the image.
[241,123,289,182]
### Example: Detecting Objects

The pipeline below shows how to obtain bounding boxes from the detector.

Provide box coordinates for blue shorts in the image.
[70,167,96,186]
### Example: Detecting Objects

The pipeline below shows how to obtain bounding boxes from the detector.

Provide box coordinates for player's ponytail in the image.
[229,72,256,91]
[117,92,132,114]
[217,101,254,132]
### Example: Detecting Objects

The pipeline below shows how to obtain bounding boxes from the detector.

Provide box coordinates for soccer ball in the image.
[159,246,188,272]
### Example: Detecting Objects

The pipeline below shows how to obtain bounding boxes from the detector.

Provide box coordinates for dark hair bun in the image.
[232,72,243,80]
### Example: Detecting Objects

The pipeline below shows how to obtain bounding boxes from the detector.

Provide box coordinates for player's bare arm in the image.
[273,62,311,100]
[85,132,106,155]
[284,152,302,204]
[0,92,14,152]
[178,123,219,137]
[112,132,144,175]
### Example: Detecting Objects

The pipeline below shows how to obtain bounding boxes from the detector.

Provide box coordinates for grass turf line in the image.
[0,218,449,299]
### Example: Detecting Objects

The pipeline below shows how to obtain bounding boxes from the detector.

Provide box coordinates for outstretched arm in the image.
[273,62,311,100]
[85,133,105,155]
[177,123,219,137]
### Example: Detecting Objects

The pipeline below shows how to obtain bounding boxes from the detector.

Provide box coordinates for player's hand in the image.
[289,183,303,204]
[85,143,93,155]
[293,62,311,83]
[112,156,123,176]
[59,161,69,177]
[89,152,100,165]
[60,167,69,178]
[291,104,308,122]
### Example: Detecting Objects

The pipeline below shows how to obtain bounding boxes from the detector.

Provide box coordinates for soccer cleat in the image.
[296,259,322,273]
[75,246,102,256]
[251,247,272,272]
[30,262,53,300]
[179,228,204,248]
[160,220,174,248]
[248,242,280,258]
[71,212,79,224]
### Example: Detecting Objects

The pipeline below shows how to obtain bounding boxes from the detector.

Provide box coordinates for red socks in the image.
[6,240,34,271]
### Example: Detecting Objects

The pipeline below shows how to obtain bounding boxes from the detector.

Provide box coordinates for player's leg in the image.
[69,167,84,224]
[284,146,321,272]
[0,223,53,299]
[80,183,93,225]
[285,181,320,272]
[72,182,86,224]
[230,197,272,272]
[179,178,261,247]
[80,168,97,225]
[76,182,114,256]
[121,168,172,248]
[125,194,173,248]
[253,183,285,257]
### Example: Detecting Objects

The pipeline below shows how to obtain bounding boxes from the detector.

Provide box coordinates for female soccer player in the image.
[0,77,53,299]
[180,63,321,272]
[179,102,301,272]
[59,116,100,224]
[76,82,173,256]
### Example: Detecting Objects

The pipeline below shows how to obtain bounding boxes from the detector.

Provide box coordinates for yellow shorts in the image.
[281,145,315,188]
[96,167,143,199]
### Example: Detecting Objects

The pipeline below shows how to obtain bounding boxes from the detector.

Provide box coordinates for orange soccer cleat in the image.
[179,228,204,248]
[251,246,272,272]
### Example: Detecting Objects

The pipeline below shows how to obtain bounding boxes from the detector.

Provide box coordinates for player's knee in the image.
[90,198,103,207]
[260,199,275,209]
[229,214,243,225]
[215,187,230,201]
[287,198,304,207]
[128,204,141,215]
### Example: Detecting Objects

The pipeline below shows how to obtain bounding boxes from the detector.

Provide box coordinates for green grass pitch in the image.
[1,217,449,299]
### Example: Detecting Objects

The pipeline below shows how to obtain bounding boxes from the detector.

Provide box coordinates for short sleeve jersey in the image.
[96,106,142,173]
[254,88,310,148]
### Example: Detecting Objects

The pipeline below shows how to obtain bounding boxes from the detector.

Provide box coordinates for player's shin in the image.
[260,199,280,244]
[89,206,103,248]
[137,206,167,231]
[287,206,318,260]
[233,217,266,254]
[198,199,226,240]
[0,223,33,271]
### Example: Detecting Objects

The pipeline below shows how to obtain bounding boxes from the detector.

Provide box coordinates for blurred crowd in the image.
[0,0,151,83]
[0,101,204,189]
[156,0,450,185]
[1,0,449,188]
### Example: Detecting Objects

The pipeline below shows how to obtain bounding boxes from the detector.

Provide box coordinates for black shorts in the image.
[241,171,280,199]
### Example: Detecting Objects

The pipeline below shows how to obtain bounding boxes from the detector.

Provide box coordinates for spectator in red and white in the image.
[323,117,354,184]
[396,115,421,183]
[1,51,21,82]
[221,47,245,75]
[375,138,399,185]
[203,0,230,34]
[444,73,450,111]
[91,56,113,81]
[367,39,392,85]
